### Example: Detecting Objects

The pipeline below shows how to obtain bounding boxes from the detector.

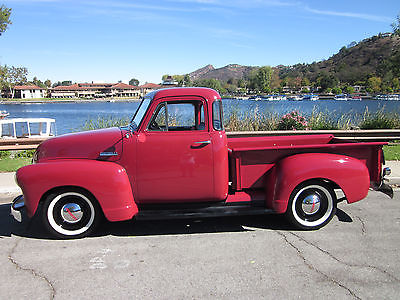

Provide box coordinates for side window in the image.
[212,100,223,131]
[149,103,167,131]
[148,101,206,131]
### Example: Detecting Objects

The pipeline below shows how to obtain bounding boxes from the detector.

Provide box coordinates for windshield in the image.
[130,97,152,131]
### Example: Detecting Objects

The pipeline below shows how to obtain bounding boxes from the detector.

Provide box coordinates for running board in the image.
[136,204,275,220]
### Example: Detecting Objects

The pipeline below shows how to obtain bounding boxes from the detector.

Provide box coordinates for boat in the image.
[303,94,319,101]
[350,94,362,101]
[0,111,9,119]
[249,95,263,101]
[334,94,350,101]
[264,95,286,101]
[0,118,56,139]
[287,95,303,101]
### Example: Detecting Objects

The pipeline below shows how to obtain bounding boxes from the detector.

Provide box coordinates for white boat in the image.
[0,118,56,139]
[0,111,9,119]
[376,94,400,101]
[334,94,350,101]
[288,95,303,101]
[303,94,319,101]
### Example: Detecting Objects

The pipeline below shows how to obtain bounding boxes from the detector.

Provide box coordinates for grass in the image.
[0,157,31,172]
[383,144,400,161]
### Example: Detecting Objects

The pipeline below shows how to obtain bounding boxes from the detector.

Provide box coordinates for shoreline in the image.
[0,97,142,104]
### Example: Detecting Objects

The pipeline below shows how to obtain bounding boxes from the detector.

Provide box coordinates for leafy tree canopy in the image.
[0,4,11,36]
[129,78,139,86]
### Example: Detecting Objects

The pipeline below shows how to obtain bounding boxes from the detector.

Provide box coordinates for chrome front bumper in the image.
[11,195,25,222]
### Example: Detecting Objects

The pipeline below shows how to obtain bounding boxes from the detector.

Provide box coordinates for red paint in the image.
[16,87,388,225]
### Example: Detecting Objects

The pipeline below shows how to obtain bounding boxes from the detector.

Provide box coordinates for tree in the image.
[44,79,52,88]
[248,66,273,93]
[0,5,11,36]
[392,13,400,36]
[367,76,382,93]
[183,74,192,87]
[193,78,226,94]
[0,65,28,98]
[129,78,139,86]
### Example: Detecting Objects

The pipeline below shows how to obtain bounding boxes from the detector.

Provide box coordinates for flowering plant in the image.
[277,111,309,130]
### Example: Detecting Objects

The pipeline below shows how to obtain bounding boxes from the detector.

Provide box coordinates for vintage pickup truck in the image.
[12,87,392,238]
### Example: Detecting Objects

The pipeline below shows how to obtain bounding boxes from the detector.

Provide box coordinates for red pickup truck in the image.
[12,87,392,238]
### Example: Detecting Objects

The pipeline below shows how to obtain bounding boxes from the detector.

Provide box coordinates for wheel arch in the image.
[16,159,139,222]
[269,153,370,214]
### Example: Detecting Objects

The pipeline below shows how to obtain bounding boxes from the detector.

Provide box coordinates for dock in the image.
[0,137,48,151]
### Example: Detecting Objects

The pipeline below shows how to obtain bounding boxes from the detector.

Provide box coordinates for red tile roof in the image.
[14,85,44,90]
[139,83,161,89]
[53,82,138,90]
[111,83,139,89]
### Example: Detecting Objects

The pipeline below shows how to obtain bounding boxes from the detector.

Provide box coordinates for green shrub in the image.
[225,108,278,131]
[308,109,338,130]
[360,108,400,129]
[0,150,11,159]
[80,115,130,131]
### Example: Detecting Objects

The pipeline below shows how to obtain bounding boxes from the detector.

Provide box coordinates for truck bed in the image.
[227,134,385,190]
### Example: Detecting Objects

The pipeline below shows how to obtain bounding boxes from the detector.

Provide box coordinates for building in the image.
[13,85,47,99]
[50,82,141,99]
[139,83,161,96]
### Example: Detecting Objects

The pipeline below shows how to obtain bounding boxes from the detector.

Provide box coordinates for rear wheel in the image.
[285,180,337,230]
[42,189,101,238]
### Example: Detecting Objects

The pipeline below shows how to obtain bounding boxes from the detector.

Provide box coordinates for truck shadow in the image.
[0,203,353,240]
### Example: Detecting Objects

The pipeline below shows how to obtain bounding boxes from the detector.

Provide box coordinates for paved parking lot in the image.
[0,190,399,299]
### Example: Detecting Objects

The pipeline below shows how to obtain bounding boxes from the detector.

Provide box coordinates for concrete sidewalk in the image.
[1,161,400,198]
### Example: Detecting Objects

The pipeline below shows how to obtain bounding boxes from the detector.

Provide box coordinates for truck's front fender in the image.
[16,159,138,221]
[268,153,370,214]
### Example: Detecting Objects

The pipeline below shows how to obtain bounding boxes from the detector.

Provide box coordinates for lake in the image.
[1,99,400,135]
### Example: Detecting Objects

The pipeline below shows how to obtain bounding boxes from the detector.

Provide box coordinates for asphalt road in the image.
[0,190,399,299]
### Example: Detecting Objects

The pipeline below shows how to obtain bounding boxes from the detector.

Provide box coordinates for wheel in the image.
[285,180,337,230]
[42,189,101,238]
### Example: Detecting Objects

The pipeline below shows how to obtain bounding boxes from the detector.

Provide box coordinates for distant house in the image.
[161,76,178,87]
[139,83,161,95]
[13,85,46,99]
[50,82,141,99]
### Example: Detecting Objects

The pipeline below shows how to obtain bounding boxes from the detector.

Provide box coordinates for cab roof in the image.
[147,87,221,102]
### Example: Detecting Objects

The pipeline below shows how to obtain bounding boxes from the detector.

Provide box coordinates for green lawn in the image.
[0,157,31,172]
[383,144,400,161]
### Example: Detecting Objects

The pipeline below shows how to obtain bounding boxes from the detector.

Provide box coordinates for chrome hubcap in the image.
[302,194,321,215]
[61,203,83,223]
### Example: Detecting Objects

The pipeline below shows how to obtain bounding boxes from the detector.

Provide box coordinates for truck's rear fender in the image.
[267,153,370,214]
[16,159,138,221]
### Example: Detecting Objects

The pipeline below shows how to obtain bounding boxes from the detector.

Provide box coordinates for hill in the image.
[189,64,257,82]
[187,33,400,88]
[277,33,400,84]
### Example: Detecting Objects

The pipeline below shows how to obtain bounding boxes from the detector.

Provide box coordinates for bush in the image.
[225,108,278,131]
[308,110,338,130]
[80,115,130,131]
[276,111,308,130]
[360,108,400,129]
[0,150,34,159]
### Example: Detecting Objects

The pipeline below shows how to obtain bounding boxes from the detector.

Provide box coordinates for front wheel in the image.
[42,189,101,239]
[285,180,337,230]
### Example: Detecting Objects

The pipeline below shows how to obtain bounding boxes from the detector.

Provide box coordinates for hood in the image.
[35,127,124,162]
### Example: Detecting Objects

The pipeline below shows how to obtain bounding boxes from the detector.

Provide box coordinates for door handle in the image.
[193,140,211,144]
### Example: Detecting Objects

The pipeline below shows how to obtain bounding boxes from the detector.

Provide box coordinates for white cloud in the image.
[304,6,392,23]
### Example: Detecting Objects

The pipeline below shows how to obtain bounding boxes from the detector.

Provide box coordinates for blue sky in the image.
[0,0,399,85]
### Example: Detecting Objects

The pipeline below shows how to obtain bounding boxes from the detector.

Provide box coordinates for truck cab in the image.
[120,88,228,204]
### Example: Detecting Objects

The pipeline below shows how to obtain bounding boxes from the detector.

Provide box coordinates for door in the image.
[136,99,215,203]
